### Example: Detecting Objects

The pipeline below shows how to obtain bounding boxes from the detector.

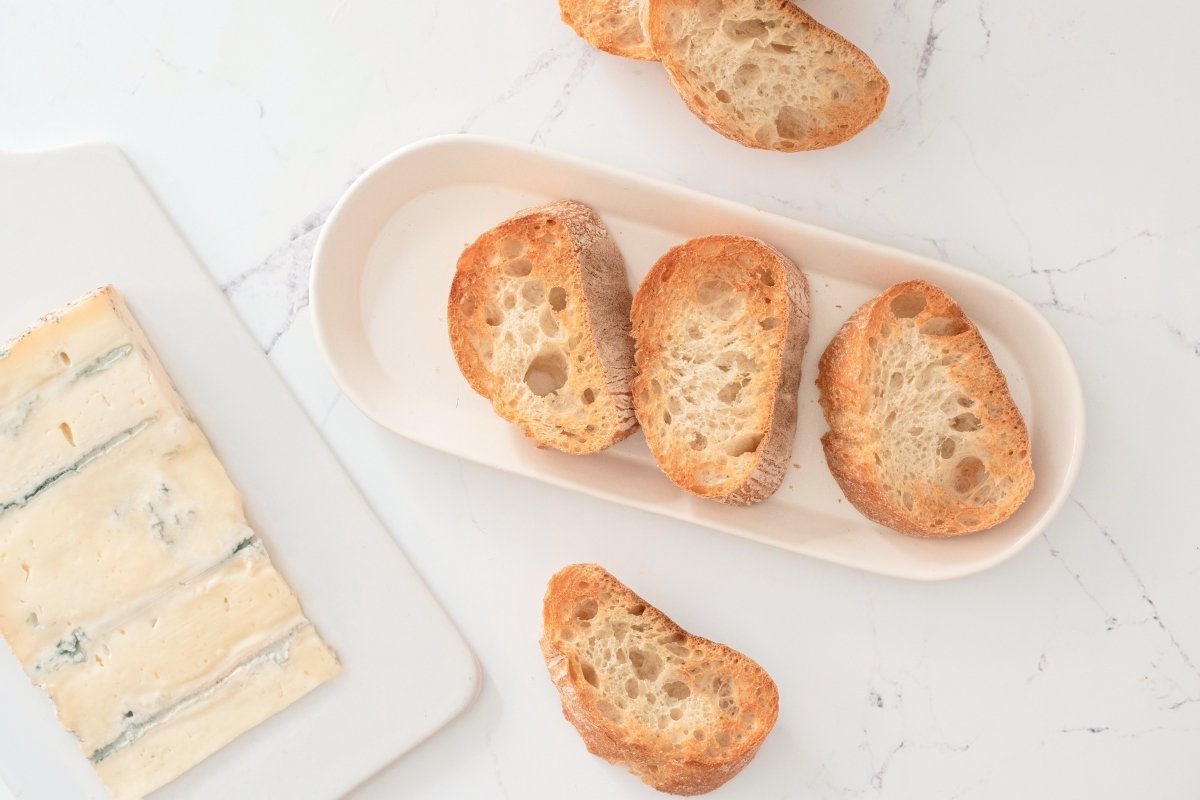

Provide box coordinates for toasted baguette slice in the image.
[817,280,1035,536]
[448,200,637,454]
[630,235,809,505]
[541,564,778,795]
[646,0,888,151]
[560,0,656,60]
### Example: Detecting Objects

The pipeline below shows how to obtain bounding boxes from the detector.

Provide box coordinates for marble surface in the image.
[2,1,1198,797]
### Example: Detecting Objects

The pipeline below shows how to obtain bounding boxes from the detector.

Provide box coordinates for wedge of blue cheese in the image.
[0,287,341,799]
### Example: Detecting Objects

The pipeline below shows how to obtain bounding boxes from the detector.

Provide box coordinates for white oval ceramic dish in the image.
[310,135,1085,581]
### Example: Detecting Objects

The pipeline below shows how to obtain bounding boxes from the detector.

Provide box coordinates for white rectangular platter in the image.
[0,145,479,798]
[310,136,1084,581]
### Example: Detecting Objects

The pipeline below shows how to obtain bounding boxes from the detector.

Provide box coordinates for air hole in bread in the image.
[575,599,598,620]
[725,433,762,457]
[498,237,526,258]
[953,457,986,494]
[581,662,599,688]
[922,316,968,336]
[717,380,743,403]
[629,648,664,681]
[598,699,621,722]
[625,678,639,698]
[733,62,762,90]
[663,681,691,701]
[759,317,780,330]
[548,286,567,311]
[663,410,672,424]
[902,491,914,511]
[540,233,559,247]
[939,437,956,459]
[505,258,533,277]
[502,294,515,310]
[758,268,776,286]
[715,89,732,103]
[525,350,568,396]
[771,42,793,53]
[950,412,982,432]
[723,17,768,42]
[582,388,595,405]
[690,432,707,451]
[889,371,903,390]
[484,304,503,326]
[521,279,545,305]
[521,328,537,345]
[890,291,927,318]
[698,468,727,485]
[539,307,559,336]
[458,294,476,319]
[696,279,733,304]
[775,105,810,141]
[57,351,71,366]
[670,708,683,720]
[628,604,646,616]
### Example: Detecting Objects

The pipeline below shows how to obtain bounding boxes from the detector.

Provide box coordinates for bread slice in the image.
[448,200,637,454]
[560,0,656,60]
[630,235,809,505]
[646,0,888,151]
[541,564,778,795]
[817,280,1035,536]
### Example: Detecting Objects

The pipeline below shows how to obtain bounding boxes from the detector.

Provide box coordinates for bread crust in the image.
[646,0,888,151]
[630,235,809,505]
[541,564,779,795]
[560,0,657,60]
[447,200,637,454]
[817,280,1034,536]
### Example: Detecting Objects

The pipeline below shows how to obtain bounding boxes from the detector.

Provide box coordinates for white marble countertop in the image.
[2,1,1198,797]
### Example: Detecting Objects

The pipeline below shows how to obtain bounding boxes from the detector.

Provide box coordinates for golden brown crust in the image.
[560,0,657,60]
[630,235,809,504]
[817,280,1035,537]
[541,564,778,795]
[646,0,888,151]
[447,201,637,454]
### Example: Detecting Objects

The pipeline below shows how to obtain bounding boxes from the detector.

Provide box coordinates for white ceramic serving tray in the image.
[311,135,1085,581]
[0,145,479,798]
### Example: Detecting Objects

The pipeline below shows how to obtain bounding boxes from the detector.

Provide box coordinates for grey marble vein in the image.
[1042,531,1114,622]
[221,207,330,353]
[1071,498,1200,702]
[916,0,950,80]
[460,44,573,133]
[531,45,596,146]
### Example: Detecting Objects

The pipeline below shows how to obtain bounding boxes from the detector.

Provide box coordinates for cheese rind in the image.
[0,287,340,799]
